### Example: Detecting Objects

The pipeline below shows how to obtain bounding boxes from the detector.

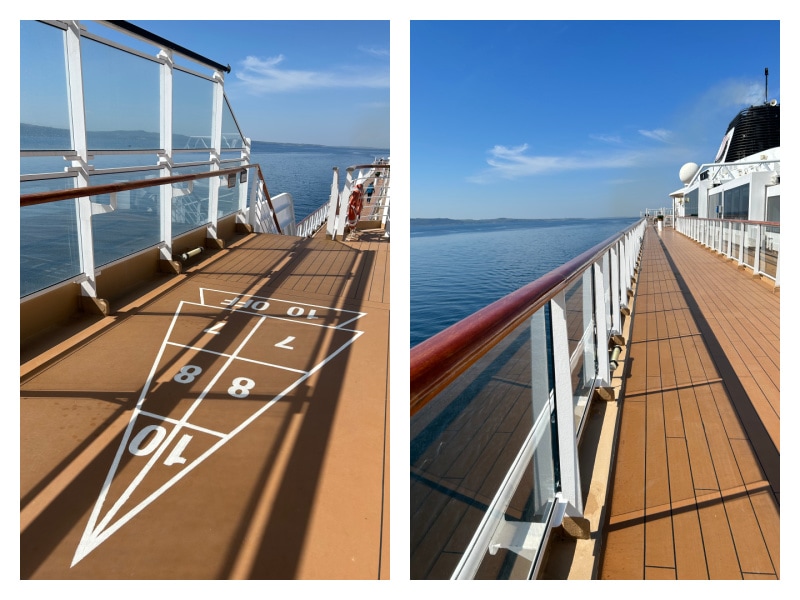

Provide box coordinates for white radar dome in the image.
[679,162,699,184]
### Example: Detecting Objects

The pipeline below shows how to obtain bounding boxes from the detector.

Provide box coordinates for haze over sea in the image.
[249,141,389,221]
[20,127,387,296]
[410,217,639,347]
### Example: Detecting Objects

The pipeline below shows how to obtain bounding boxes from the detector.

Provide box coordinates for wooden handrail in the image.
[254,164,281,234]
[678,216,780,227]
[20,165,252,207]
[20,163,284,235]
[349,163,390,171]
[410,219,644,416]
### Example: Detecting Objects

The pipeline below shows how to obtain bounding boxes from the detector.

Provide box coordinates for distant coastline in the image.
[21,123,387,153]
[412,217,633,227]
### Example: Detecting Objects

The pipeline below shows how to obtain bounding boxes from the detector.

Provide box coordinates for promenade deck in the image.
[20,229,390,579]
[599,225,779,579]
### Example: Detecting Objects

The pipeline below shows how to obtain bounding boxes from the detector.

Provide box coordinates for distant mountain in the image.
[411,217,588,227]
[21,123,388,153]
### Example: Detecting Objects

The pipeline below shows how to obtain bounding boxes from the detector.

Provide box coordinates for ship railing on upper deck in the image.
[675,216,780,287]
[20,164,289,302]
[686,159,780,187]
[296,201,330,238]
[20,20,305,309]
[326,161,390,240]
[410,218,646,579]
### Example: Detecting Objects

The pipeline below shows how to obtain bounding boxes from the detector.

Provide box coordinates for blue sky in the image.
[410,20,780,219]
[77,20,391,149]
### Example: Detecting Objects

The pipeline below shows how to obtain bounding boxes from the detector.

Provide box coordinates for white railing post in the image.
[325,167,340,239]
[157,48,174,262]
[206,69,226,243]
[738,223,745,265]
[335,168,355,240]
[610,244,621,335]
[594,260,611,385]
[754,224,763,276]
[550,291,583,515]
[63,21,99,302]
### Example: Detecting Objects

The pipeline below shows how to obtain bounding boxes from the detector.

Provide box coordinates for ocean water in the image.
[410,217,639,347]
[248,142,388,221]
[20,133,388,297]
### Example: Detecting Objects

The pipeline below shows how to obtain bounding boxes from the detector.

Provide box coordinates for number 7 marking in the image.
[204,322,225,335]
[275,336,295,350]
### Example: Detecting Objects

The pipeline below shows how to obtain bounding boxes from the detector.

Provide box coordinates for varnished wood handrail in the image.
[20,163,283,235]
[410,219,644,416]
[679,216,780,227]
[20,165,251,207]
[254,164,281,234]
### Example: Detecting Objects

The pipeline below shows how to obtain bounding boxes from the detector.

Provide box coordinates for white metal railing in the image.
[685,159,780,187]
[296,202,329,237]
[20,20,299,300]
[410,218,646,580]
[326,160,390,240]
[675,216,780,286]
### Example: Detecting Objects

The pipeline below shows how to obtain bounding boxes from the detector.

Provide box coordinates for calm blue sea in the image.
[248,142,388,221]
[20,132,388,296]
[410,217,639,347]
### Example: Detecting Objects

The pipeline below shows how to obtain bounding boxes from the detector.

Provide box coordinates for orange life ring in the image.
[347,184,364,227]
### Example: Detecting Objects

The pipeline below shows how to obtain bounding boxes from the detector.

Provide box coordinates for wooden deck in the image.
[20,229,389,579]
[599,225,779,579]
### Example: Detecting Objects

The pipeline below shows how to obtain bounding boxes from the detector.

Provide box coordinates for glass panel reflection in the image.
[411,308,557,579]
[81,38,160,150]
[20,21,71,151]
[173,69,214,150]
[172,165,212,235]
[20,179,81,297]
[564,270,596,430]
[89,172,162,266]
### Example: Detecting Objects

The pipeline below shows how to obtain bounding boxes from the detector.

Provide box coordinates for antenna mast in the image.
[764,67,769,104]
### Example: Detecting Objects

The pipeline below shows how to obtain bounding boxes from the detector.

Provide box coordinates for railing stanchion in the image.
[550,291,583,516]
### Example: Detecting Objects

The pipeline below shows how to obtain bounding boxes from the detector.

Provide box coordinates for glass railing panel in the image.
[722,222,731,257]
[20,179,81,297]
[20,21,71,151]
[81,37,160,150]
[221,96,245,149]
[564,271,596,429]
[217,163,245,217]
[171,165,213,236]
[173,69,214,150]
[410,308,555,579]
[172,150,216,164]
[743,223,757,268]
[91,153,161,170]
[731,223,741,259]
[88,172,162,266]
[20,155,72,177]
[761,226,779,279]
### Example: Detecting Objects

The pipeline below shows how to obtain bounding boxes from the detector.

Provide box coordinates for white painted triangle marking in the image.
[72,294,364,567]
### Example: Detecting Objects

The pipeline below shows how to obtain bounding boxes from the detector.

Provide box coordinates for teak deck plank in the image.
[20,231,390,580]
[600,226,779,580]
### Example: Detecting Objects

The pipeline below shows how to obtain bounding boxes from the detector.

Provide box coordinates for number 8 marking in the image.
[174,366,256,399]
[228,377,255,398]
[173,365,203,383]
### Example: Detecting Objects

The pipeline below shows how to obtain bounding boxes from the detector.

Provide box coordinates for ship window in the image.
[710,191,723,218]
[723,184,749,220]
[685,189,698,217]
[766,195,780,222]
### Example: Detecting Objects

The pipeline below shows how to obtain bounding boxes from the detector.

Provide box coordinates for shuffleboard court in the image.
[21,232,390,579]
